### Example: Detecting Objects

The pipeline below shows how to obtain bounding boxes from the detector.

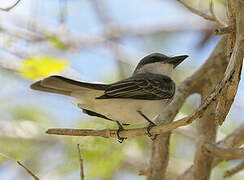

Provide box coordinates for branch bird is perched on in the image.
[31,53,188,142]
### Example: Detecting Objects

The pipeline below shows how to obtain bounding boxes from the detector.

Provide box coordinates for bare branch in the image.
[177,0,227,27]
[209,0,225,26]
[17,161,40,180]
[226,0,235,24]
[10,16,212,53]
[212,124,244,167]
[0,0,21,12]
[46,115,196,138]
[224,161,244,178]
[192,102,217,180]
[214,0,244,126]
[178,124,244,180]
[203,143,244,160]
[177,0,215,22]
[77,144,85,180]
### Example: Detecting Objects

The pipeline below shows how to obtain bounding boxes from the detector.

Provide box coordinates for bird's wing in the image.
[97,73,175,100]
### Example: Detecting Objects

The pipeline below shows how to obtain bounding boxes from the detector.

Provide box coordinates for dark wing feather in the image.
[97,73,175,100]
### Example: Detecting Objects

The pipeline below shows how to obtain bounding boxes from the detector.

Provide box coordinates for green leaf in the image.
[19,56,68,80]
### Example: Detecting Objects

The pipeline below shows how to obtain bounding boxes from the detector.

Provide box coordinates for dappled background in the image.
[0,0,243,179]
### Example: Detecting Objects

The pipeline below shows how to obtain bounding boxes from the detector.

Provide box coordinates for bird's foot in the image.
[147,122,158,140]
[137,110,158,140]
[116,121,127,143]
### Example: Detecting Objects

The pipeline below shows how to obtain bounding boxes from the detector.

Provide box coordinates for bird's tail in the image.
[30,75,108,96]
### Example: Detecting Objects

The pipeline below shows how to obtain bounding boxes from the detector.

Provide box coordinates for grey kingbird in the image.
[30,53,188,142]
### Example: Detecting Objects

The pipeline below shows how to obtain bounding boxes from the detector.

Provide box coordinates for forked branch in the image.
[178,0,225,26]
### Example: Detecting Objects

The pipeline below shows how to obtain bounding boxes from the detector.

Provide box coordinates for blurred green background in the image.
[0,0,244,179]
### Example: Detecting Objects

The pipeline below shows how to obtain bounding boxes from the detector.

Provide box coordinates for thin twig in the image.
[177,0,215,21]
[0,0,22,12]
[17,161,40,180]
[224,161,244,178]
[77,144,85,180]
[209,0,225,26]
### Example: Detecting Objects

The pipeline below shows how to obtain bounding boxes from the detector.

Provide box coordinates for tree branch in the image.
[203,143,244,160]
[178,123,244,180]
[212,124,244,166]
[0,0,21,12]
[209,0,226,26]
[17,161,40,180]
[11,16,212,52]
[224,160,244,178]
[77,144,85,180]
[177,0,216,22]
[46,114,199,138]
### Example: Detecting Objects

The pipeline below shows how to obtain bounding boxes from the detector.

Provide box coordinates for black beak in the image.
[166,55,188,68]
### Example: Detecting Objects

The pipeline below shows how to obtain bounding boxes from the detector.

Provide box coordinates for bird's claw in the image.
[147,122,158,140]
[117,129,127,143]
[116,121,127,143]
[137,110,159,140]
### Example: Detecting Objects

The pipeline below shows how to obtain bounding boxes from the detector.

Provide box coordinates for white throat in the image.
[135,62,174,77]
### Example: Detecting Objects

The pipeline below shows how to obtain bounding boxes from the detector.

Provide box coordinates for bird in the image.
[30,53,188,142]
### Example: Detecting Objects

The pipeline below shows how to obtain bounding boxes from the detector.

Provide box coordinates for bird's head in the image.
[133,53,188,77]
